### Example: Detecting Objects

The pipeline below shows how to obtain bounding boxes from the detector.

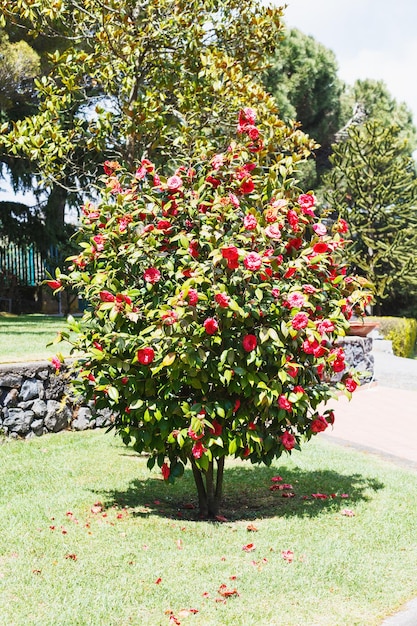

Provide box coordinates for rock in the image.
[72,406,92,430]
[31,418,44,436]
[3,409,35,435]
[0,374,23,388]
[32,400,47,418]
[44,400,71,432]
[19,379,39,402]
[94,408,113,428]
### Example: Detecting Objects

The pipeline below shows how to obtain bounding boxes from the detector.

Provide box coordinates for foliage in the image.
[323,120,417,307]
[0,29,40,114]
[263,28,344,155]
[50,109,370,516]
[372,316,417,358]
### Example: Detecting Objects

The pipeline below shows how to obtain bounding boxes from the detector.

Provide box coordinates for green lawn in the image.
[0,430,416,625]
[0,313,72,363]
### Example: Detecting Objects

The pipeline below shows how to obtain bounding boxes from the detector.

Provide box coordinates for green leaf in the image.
[107,386,119,402]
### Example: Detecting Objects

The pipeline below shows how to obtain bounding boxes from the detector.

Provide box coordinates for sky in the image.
[282,0,417,124]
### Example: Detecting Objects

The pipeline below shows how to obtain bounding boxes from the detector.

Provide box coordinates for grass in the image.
[0,431,417,625]
[0,313,72,363]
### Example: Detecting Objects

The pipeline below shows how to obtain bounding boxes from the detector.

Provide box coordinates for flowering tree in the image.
[50,109,370,518]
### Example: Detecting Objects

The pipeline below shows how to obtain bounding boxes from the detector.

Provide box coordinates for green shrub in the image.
[372,316,417,358]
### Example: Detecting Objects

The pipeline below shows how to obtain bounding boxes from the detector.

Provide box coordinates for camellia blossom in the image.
[192,441,207,459]
[243,251,262,271]
[209,420,223,436]
[99,290,115,302]
[344,377,358,392]
[51,356,62,371]
[240,178,255,194]
[280,431,296,450]
[203,317,219,335]
[298,193,316,215]
[242,334,257,352]
[278,395,292,412]
[143,267,161,284]
[291,312,309,330]
[161,463,170,480]
[161,310,178,325]
[264,224,281,240]
[46,279,62,290]
[215,292,230,308]
[185,288,199,306]
[310,415,329,433]
[243,213,258,230]
[167,175,182,191]
[137,347,155,365]
[313,223,327,236]
[286,291,305,308]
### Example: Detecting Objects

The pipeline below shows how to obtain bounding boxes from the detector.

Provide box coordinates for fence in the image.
[0,242,46,287]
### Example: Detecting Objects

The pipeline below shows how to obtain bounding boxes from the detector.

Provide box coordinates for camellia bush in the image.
[49,109,371,518]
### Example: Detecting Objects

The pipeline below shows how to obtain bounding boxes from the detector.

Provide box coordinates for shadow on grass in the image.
[94,463,384,522]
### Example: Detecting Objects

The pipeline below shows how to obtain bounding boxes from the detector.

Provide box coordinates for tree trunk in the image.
[191,457,225,519]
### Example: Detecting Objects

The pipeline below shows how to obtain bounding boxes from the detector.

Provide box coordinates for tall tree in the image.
[263,27,344,184]
[322,120,417,309]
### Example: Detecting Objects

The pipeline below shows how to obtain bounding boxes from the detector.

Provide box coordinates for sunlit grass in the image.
[0,313,73,362]
[0,431,416,625]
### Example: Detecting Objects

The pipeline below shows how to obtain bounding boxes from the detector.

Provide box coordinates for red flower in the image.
[313,242,329,254]
[161,463,170,480]
[215,292,230,308]
[243,252,262,271]
[192,441,207,459]
[161,310,178,325]
[203,317,219,335]
[310,415,329,433]
[137,347,155,365]
[209,420,223,436]
[280,431,295,450]
[103,160,120,175]
[233,399,241,413]
[335,218,349,233]
[156,219,172,232]
[344,377,358,392]
[46,279,62,290]
[205,175,221,188]
[221,246,239,261]
[243,214,258,230]
[278,395,292,412]
[188,240,199,258]
[99,290,115,302]
[240,178,255,194]
[143,267,161,284]
[291,312,309,330]
[93,234,105,251]
[242,334,257,352]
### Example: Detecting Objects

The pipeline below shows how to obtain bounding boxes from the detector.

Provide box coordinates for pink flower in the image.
[242,334,257,352]
[286,291,305,308]
[291,312,309,330]
[51,356,62,371]
[317,319,335,334]
[313,223,327,236]
[298,193,316,215]
[99,290,115,302]
[264,224,282,240]
[243,252,262,271]
[188,427,204,441]
[167,175,182,191]
[211,154,224,170]
[203,317,219,335]
[237,107,256,132]
[287,209,299,231]
[93,234,105,251]
[143,267,161,284]
[280,431,295,450]
[243,214,258,230]
[215,292,230,308]
[228,193,240,208]
[192,441,207,459]
[186,288,199,306]
[310,415,329,433]
[161,463,170,480]
[137,347,155,365]
[278,395,292,412]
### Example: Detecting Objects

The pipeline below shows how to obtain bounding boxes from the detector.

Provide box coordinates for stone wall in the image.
[0,336,374,439]
[0,361,112,439]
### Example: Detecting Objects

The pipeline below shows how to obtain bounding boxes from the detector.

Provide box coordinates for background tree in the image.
[263,28,345,187]
[323,119,417,311]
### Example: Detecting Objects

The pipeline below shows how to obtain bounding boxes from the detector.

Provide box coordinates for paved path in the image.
[323,348,417,468]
